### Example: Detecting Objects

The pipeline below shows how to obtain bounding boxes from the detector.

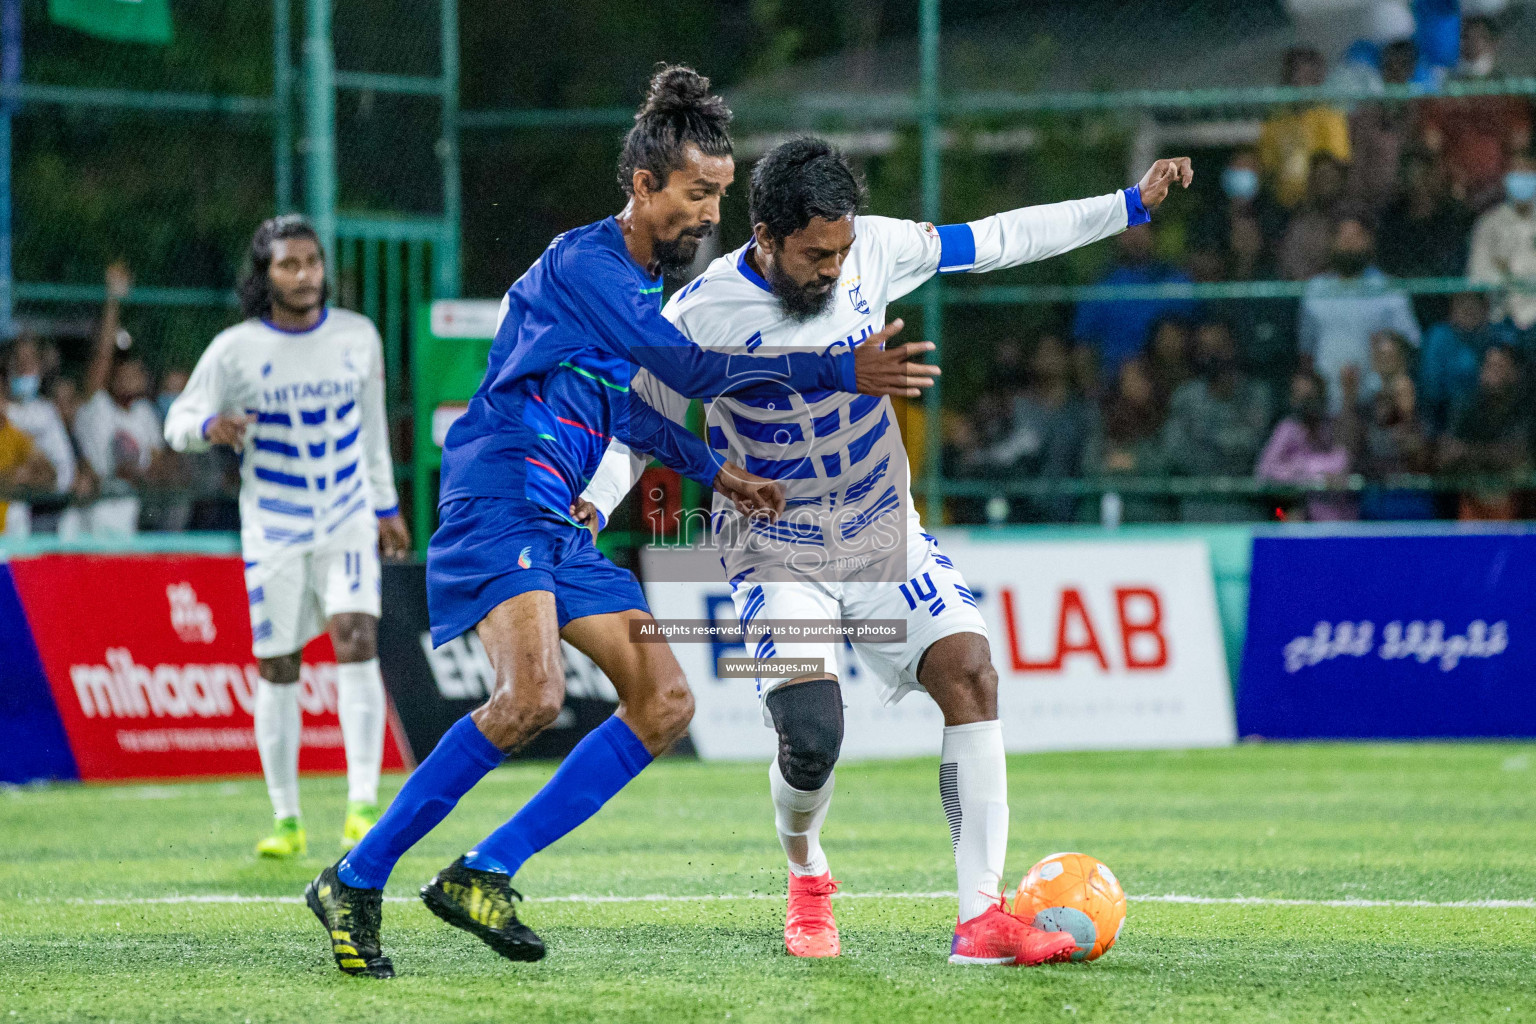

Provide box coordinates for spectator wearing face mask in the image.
[2,332,76,534]
[1298,217,1422,413]
[1193,150,1285,271]
[1259,47,1352,210]
[0,368,58,535]
[1192,151,1295,380]
[1256,369,1357,522]
[1467,152,1536,341]
[72,262,172,535]
[1417,16,1533,211]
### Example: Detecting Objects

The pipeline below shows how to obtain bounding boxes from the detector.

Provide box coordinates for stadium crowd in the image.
[4,15,1536,533]
[947,15,1536,524]
[0,261,239,537]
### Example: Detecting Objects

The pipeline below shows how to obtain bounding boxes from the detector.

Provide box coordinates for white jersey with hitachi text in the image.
[164,308,400,564]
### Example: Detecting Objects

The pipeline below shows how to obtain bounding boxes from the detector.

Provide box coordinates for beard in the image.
[652,224,714,277]
[271,284,323,319]
[766,259,835,321]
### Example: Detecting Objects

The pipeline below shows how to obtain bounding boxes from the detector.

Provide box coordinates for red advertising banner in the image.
[8,554,406,781]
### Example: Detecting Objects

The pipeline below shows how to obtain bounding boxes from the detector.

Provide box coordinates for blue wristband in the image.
[374,504,399,519]
[1124,184,1151,228]
[199,416,215,440]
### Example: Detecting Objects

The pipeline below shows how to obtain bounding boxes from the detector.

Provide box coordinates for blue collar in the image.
[261,308,329,335]
[736,241,774,294]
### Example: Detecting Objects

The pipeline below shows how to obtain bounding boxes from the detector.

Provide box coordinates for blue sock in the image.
[339,715,504,889]
[461,715,653,877]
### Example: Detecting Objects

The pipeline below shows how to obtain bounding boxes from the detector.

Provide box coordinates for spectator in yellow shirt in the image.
[0,396,58,533]
[1259,47,1352,208]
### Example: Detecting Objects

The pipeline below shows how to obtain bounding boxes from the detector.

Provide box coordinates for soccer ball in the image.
[1010,852,1126,962]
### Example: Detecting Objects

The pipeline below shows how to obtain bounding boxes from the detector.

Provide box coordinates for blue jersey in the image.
[439,217,858,519]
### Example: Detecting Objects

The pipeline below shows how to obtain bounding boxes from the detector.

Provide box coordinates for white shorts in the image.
[244,526,382,658]
[729,531,987,721]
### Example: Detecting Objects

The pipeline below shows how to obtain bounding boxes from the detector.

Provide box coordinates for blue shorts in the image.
[426,497,649,648]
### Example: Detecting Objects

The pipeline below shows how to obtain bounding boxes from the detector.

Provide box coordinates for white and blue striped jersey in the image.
[582,189,1144,583]
[163,308,400,561]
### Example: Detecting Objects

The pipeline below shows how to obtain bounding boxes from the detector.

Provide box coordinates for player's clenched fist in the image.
[714,461,785,521]
[203,412,253,448]
[852,318,941,398]
[1136,157,1193,210]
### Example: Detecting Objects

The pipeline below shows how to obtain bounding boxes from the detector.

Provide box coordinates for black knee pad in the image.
[766,678,844,791]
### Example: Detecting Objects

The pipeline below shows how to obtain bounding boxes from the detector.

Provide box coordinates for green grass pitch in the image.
[3,744,1534,1023]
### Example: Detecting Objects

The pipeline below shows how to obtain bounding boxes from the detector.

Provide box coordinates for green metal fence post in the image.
[438,0,461,298]
[918,0,943,522]
[272,0,292,214]
[302,0,336,261]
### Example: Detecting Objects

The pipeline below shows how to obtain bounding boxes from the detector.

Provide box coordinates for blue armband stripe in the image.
[1125,184,1150,228]
[936,223,976,274]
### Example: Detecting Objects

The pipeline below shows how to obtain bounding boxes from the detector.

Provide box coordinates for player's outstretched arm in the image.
[883,157,1193,296]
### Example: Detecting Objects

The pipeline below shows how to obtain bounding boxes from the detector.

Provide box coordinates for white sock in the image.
[254,679,302,820]
[769,757,834,877]
[941,720,1009,923]
[336,659,387,806]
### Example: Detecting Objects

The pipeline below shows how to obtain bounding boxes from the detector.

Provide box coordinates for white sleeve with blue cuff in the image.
[884,185,1146,301]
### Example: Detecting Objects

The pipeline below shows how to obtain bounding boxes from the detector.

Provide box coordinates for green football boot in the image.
[420,857,546,962]
[304,861,395,979]
[255,816,307,859]
[340,801,380,852]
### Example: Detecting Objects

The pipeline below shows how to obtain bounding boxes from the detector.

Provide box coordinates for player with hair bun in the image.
[304,66,939,977]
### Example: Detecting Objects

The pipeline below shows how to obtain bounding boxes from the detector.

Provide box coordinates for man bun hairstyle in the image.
[749,136,866,242]
[238,214,328,320]
[618,65,733,195]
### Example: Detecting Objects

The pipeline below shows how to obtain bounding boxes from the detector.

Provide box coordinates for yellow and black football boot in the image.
[420,857,546,962]
[304,862,395,978]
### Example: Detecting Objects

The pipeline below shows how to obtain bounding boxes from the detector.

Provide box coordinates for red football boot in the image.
[949,900,1076,966]
[784,871,840,958]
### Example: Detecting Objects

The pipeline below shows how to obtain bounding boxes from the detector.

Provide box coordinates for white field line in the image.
[62,892,1536,910]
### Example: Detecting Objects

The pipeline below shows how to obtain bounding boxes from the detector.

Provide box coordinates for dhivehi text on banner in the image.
[1238,533,1536,739]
